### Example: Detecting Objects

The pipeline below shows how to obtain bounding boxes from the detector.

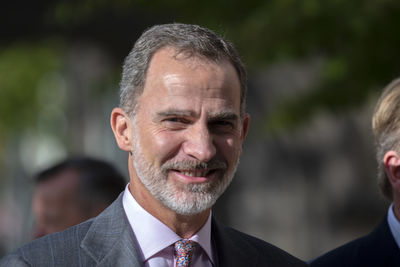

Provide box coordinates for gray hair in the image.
[372,78,400,201]
[119,23,247,117]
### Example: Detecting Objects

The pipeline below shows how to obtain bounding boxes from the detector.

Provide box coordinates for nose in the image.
[183,123,216,162]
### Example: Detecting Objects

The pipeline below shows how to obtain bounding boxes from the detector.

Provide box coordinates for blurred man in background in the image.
[32,157,126,238]
[311,78,400,266]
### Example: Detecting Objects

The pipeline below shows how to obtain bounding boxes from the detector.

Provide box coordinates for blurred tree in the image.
[2,0,400,133]
[0,43,63,158]
[139,0,400,130]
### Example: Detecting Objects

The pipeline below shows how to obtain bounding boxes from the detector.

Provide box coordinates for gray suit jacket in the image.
[0,194,306,267]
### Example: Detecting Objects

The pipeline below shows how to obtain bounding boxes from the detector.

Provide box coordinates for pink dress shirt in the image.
[122,185,214,267]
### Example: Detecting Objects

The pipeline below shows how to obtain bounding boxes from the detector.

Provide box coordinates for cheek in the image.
[140,130,184,164]
[215,136,242,161]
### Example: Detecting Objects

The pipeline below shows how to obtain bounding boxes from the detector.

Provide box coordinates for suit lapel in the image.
[372,218,400,266]
[212,217,259,267]
[80,193,143,267]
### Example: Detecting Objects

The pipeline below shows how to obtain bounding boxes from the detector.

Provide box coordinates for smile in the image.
[172,168,218,179]
[180,170,209,177]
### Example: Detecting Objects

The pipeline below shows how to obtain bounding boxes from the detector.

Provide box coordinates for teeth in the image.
[182,170,207,177]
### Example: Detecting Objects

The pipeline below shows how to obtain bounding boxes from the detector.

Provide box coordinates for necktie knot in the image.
[174,240,198,267]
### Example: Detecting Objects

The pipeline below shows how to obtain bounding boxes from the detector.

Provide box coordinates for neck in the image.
[393,198,400,222]
[129,182,210,238]
[168,210,210,238]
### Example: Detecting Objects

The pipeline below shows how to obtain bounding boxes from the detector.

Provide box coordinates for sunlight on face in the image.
[130,48,248,215]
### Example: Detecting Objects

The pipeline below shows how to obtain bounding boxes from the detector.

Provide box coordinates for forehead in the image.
[139,47,241,111]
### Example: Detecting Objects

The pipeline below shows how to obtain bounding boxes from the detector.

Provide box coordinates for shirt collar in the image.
[122,184,214,263]
[387,203,400,249]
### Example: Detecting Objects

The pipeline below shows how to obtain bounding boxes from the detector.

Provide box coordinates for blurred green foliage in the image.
[3,0,400,135]
[0,42,63,137]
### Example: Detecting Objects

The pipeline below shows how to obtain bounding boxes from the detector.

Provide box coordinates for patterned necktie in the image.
[174,240,198,267]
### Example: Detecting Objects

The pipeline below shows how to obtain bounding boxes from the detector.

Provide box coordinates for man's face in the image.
[129,47,249,215]
[32,170,85,239]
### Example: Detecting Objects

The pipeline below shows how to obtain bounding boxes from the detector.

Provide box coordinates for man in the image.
[32,157,126,238]
[310,78,400,266]
[1,23,306,266]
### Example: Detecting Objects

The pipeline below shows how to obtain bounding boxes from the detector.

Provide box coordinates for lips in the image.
[162,160,227,180]
[179,169,211,177]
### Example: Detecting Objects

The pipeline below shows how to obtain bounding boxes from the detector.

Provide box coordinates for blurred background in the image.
[1,0,399,260]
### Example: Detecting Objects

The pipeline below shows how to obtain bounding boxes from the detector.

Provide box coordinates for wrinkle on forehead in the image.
[140,47,241,113]
[146,48,239,91]
[161,94,238,117]
[161,72,237,99]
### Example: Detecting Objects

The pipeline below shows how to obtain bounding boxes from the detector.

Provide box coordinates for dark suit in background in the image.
[310,217,400,267]
[1,194,306,267]
[310,78,400,266]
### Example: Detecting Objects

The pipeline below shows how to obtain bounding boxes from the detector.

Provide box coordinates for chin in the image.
[158,183,225,215]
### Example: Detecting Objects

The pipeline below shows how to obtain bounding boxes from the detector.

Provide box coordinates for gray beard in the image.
[131,131,239,215]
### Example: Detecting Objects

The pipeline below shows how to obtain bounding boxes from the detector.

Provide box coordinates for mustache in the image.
[162,159,227,172]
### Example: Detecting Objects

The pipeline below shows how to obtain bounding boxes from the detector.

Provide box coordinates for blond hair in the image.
[372,78,400,201]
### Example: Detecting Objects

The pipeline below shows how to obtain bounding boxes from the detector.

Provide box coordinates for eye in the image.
[165,117,190,123]
[162,117,191,129]
[216,120,233,126]
[210,120,235,133]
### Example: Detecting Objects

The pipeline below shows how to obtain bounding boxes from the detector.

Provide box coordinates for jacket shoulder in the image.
[3,219,94,266]
[213,219,307,267]
[310,218,400,267]
[310,234,369,267]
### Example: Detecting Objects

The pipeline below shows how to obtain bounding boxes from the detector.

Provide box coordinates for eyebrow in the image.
[155,109,239,122]
[208,111,239,122]
[155,109,195,118]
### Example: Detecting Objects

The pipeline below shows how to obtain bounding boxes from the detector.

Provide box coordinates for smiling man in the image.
[0,23,306,267]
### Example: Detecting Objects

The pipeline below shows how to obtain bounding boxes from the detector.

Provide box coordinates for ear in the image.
[383,150,400,193]
[240,113,250,142]
[110,108,134,152]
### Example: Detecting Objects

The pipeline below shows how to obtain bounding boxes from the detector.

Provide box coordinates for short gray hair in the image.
[119,23,247,117]
[372,78,400,201]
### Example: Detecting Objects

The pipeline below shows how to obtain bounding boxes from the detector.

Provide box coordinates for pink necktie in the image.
[174,240,197,267]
